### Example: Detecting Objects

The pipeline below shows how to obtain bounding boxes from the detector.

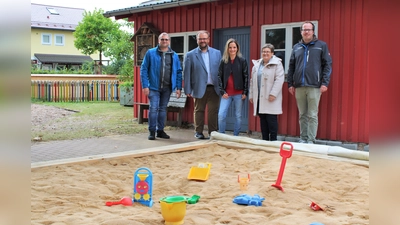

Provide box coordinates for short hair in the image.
[158,32,169,40]
[261,43,275,53]
[196,30,210,39]
[301,21,315,31]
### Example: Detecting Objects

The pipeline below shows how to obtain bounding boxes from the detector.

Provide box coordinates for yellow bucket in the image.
[160,196,187,225]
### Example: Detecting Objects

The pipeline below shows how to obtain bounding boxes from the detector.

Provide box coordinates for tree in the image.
[73,9,120,74]
[104,20,134,63]
[103,19,134,88]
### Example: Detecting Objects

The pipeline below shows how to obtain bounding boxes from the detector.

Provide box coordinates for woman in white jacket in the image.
[249,43,285,141]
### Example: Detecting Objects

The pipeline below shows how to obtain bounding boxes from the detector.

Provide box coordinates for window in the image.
[41,64,52,70]
[55,34,65,46]
[41,33,51,45]
[169,32,198,65]
[56,65,66,71]
[261,21,318,73]
[70,65,80,71]
[47,7,59,15]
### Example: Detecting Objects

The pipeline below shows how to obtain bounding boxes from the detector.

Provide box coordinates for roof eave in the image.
[103,0,217,18]
[31,26,76,31]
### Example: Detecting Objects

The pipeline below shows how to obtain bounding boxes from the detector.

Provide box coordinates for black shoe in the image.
[194,132,205,139]
[148,131,155,140]
[156,130,170,139]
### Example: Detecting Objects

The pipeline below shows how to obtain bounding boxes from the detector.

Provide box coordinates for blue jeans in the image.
[148,87,172,132]
[218,94,243,136]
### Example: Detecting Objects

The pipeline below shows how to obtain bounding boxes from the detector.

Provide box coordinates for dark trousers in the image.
[194,86,220,135]
[258,114,278,141]
[257,99,278,141]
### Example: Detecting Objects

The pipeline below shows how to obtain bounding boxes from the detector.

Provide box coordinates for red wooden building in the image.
[104,0,381,144]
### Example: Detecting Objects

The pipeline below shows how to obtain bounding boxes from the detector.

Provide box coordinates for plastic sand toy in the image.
[187,163,211,181]
[233,194,265,206]
[272,142,293,192]
[133,167,153,207]
[160,195,200,225]
[160,195,200,205]
[105,196,132,206]
[238,174,250,191]
[310,201,324,211]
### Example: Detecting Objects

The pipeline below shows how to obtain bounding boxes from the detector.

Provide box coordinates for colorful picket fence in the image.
[31,80,120,102]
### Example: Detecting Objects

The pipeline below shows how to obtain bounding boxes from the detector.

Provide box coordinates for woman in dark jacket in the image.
[217,38,249,136]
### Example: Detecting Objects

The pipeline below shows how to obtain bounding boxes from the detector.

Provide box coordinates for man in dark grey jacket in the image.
[287,21,332,144]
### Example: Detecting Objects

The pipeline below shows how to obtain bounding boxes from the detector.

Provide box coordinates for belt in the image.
[207,84,214,87]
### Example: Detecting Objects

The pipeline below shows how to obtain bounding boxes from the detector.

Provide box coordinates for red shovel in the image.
[105,197,133,206]
[272,142,293,192]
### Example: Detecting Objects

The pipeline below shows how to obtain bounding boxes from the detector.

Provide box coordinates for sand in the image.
[31,144,369,225]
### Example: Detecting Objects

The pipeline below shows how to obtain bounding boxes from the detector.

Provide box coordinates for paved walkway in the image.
[31,129,205,164]
[31,127,367,166]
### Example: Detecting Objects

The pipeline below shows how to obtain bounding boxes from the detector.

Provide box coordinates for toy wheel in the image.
[143,194,150,200]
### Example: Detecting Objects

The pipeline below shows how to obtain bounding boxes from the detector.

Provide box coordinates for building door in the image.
[214,27,251,133]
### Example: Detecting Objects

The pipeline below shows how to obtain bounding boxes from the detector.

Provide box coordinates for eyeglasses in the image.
[160,38,169,41]
[262,51,272,54]
[198,38,209,41]
[301,29,313,32]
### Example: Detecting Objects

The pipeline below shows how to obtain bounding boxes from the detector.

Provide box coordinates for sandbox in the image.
[31,133,369,225]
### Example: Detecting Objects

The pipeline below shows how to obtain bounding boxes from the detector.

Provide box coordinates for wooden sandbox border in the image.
[31,134,368,169]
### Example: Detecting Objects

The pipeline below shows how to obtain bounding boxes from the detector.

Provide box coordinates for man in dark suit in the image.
[184,30,222,139]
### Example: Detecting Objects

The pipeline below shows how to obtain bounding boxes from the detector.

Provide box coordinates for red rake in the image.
[310,201,324,211]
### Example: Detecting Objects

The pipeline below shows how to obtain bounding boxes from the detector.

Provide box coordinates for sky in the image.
[31,0,145,13]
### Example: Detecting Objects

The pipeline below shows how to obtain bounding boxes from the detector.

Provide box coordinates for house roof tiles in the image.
[103,0,217,18]
[31,3,85,31]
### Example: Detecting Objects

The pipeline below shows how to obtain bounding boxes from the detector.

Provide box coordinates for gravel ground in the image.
[30,103,148,144]
[31,104,76,128]
[31,104,78,141]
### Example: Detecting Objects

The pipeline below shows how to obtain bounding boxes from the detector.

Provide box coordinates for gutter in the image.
[103,0,217,18]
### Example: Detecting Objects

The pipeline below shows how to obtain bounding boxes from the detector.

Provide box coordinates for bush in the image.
[31,61,95,74]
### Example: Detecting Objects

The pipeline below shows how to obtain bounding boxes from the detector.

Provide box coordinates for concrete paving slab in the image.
[31,129,201,164]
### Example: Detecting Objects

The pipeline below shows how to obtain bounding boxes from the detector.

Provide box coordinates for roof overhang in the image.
[31,22,76,31]
[103,0,218,18]
[34,54,93,64]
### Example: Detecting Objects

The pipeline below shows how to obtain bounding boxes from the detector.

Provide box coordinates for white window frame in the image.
[41,33,52,45]
[54,34,65,46]
[261,21,318,73]
[169,31,199,58]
